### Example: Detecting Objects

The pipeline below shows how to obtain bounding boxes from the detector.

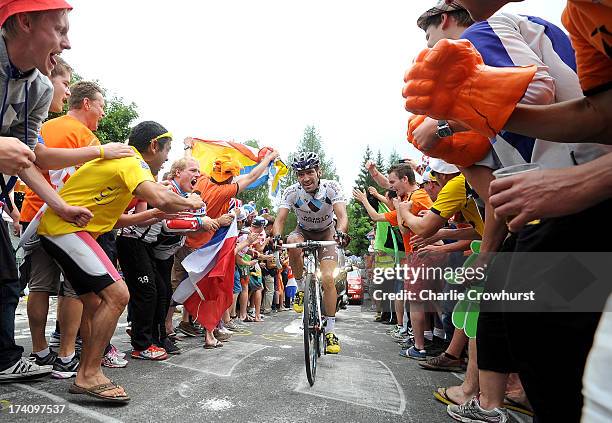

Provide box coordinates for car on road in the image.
[347,270,364,304]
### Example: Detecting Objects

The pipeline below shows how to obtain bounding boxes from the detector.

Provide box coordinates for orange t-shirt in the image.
[383,189,433,253]
[185,176,239,249]
[562,0,612,94]
[20,115,99,222]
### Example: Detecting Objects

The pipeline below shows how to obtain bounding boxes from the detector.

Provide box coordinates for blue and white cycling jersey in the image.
[280,179,345,232]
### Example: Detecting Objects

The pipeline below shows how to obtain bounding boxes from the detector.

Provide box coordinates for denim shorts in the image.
[233,268,242,294]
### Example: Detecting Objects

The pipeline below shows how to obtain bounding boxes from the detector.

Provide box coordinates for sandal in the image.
[203,340,224,349]
[242,316,254,323]
[433,387,460,406]
[69,381,130,402]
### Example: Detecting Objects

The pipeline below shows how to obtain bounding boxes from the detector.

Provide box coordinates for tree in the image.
[375,150,385,174]
[237,139,273,212]
[387,149,401,173]
[353,145,374,190]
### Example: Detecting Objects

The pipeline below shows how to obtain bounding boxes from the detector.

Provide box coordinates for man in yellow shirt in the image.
[37,121,204,402]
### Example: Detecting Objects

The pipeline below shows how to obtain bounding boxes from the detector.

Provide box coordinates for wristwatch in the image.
[436,120,453,138]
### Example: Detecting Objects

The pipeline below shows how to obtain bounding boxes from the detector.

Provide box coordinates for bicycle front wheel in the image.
[303,273,318,386]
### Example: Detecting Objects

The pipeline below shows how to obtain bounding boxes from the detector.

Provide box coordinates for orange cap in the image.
[0,0,72,26]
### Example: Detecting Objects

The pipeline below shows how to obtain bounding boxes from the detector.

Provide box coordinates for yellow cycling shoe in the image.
[293,291,304,313]
[325,332,341,354]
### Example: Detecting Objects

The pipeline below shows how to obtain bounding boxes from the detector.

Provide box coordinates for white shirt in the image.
[280,179,345,232]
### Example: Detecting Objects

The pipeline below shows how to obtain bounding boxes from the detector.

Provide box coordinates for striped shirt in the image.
[463,13,612,169]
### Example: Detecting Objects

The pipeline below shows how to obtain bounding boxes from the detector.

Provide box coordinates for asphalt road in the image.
[1,298,532,423]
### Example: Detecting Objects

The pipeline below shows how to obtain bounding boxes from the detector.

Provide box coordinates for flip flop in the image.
[69,382,130,402]
[503,396,535,416]
[433,387,459,406]
[203,340,224,349]
[242,316,255,323]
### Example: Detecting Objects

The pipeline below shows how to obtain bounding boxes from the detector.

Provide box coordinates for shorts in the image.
[233,268,242,294]
[171,245,193,291]
[288,225,337,262]
[39,232,121,296]
[403,253,446,301]
[25,243,77,298]
[249,275,263,291]
[285,285,297,299]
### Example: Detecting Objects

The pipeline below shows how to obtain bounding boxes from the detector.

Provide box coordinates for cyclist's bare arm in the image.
[273,207,289,237]
[333,202,348,234]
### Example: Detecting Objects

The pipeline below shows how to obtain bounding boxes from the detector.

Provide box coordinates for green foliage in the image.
[353,145,375,191]
[237,139,273,212]
[95,97,138,144]
[346,200,373,256]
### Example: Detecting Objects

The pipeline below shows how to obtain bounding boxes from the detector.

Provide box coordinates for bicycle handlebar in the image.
[281,240,338,250]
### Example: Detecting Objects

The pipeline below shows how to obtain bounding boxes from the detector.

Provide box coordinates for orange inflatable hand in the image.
[407,114,491,168]
[403,39,537,138]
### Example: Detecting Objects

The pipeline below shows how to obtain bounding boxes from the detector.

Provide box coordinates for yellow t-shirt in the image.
[430,174,484,236]
[38,148,155,238]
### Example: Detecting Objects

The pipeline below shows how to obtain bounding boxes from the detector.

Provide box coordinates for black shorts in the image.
[40,232,120,296]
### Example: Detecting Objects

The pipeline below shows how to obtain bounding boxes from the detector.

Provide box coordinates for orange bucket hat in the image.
[0,0,72,26]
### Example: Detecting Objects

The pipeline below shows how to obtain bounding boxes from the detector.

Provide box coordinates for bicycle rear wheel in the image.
[303,274,318,386]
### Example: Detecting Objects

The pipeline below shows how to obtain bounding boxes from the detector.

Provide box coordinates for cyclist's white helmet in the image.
[291,152,320,171]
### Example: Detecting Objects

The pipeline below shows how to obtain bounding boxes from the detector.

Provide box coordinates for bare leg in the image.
[58,296,83,357]
[394,298,404,327]
[27,291,51,353]
[75,281,129,398]
[446,328,468,358]
[253,289,263,321]
[165,306,175,335]
[286,233,305,281]
[445,338,479,404]
[410,301,426,349]
[479,371,508,410]
[231,293,238,317]
[320,260,337,318]
[239,285,248,319]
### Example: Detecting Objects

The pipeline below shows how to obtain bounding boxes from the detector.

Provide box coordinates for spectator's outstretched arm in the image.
[133,180,204,213]
[352,189,386,222]
[237,149,280,194]
[18,165,92,227]
[34,142,135,170]
[505,90,612,144]
[0,137,36,175]
[490,152,612,232]
[365,160,391,189]
[397,202,446,239]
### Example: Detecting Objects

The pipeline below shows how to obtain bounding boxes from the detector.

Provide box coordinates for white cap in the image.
[429,158,460,175]
[236,207,247,222]
[422,166,437,183]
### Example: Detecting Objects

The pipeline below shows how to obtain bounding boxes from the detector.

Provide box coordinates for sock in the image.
[424,330,433,341]
[434,327,446,340]
[59,352,75,364]
[296,277,305,292]
[34,347,50,358]
[325,317,336,333]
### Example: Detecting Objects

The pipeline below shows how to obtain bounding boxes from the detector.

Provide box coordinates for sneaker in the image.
[176,321,200,337]
[192,322,205,335]
[293,291,304,313]
[324,332,341,354]
[29,350,58,366]
[0,357,52,381]
[51,355,80,379]
[419,352,465,372]
[374,313,382,322]
[225,320,240,331]
[48,331,61,348]
[213,329,232,342]
[158,338,182,355]
[399,346,427,361]
[447,397,509,423]
[102,349,128,368]
[131,345,168,361]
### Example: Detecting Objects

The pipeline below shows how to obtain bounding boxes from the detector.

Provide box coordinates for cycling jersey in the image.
[279,179,345,232]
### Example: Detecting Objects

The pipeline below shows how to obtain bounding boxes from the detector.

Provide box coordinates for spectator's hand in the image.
[200,216,219,231]
[409,115,441,153]
[247,231,259,244]
[57,204,93,227]
[416,244,439,258]
[352,188,368,204]
[417,210,428,217]
[100,142,135,160]
[263,149,280,162]
[12,220,21,237]
[183,137,194,149]
[367,186,379,196]
[0,137,35,175]
[365,160,375,172]
[402,38,536,138]
[185,193,205,211]
[489,168,584,232]
[216,213,234,227]
[410,233,438,249]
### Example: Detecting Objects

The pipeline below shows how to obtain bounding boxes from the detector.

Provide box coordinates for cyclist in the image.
[272,152,349,354]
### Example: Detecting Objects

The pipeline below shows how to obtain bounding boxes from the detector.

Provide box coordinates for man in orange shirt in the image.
[20,81,132,378]
[353,163,435,359]
[170,147,279,342]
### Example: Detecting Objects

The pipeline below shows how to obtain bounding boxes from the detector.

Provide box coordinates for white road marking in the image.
[163,341,267,377]
[14,383,123,423]
[294,355,407,416]
[283,318,302,335]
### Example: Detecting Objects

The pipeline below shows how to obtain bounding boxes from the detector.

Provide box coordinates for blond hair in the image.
[169,158,199,179]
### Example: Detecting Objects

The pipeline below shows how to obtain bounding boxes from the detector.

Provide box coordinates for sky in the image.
[64,0,565,194]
